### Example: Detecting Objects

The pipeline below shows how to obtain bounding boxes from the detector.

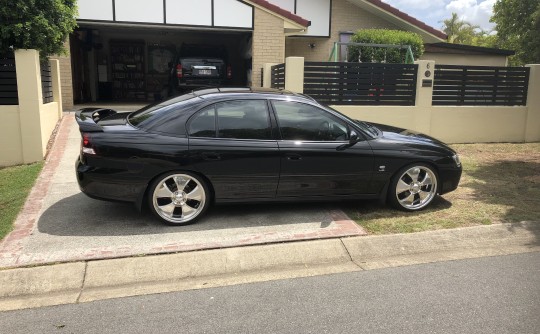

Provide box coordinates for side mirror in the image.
[337,131,360,151]
[349,131,359,144]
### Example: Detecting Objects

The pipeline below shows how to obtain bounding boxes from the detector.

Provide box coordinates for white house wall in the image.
[267,0,331,36]
[166,0,212,26]
[76,0,253,29]
[214,0,253,28]
[115,0,164,23]
[296,0,330,36]
[268,0,295,12]
[77,0,113,21]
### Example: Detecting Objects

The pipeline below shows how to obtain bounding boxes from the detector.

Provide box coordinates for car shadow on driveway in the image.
[37,193,339,237]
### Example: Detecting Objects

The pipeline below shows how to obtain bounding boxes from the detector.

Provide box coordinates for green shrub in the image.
[0,0,78,57]
[347,29,424,63]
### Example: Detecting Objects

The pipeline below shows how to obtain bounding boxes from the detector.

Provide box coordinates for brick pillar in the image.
[50,40,73,110]
[252,7,285,88]
[525,64,540,142]
[413,60,435,135]
[262,63,277,88]
[50,59,63,118]
[284,57,304,93]
[15,49,44,163]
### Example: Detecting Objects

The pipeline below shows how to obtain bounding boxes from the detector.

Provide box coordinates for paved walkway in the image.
[0,114,365,269]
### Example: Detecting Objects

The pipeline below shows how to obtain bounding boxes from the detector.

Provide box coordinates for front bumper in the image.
[439,167,462,195]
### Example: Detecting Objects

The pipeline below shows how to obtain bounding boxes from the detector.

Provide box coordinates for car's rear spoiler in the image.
[75,108,117,132]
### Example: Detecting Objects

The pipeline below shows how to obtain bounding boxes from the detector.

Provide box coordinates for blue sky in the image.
[382,0,496,32]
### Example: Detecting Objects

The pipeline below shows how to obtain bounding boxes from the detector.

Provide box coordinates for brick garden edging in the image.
[0,116,73,265]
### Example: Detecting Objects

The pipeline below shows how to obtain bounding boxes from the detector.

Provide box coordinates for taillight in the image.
[81,133,96,155]
[227,65,232,79]
[176,64,183,78]
[82,134,90,147]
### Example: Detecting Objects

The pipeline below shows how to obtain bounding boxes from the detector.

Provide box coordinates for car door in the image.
[188,99,280,200]
[271,100,374,198]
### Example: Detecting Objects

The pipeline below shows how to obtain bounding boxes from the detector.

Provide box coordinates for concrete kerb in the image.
[80,239,358,303]
[0,262,85,311]
[0,222,538,311]
[342,222,540,270]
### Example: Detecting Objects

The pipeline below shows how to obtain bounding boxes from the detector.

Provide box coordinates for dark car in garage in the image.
[169,44,231,94]
[75,88,462,225]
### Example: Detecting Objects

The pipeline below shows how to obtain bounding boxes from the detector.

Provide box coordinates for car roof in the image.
[191,87,294,97]
[155,87,316,109]
[192,87,317,104]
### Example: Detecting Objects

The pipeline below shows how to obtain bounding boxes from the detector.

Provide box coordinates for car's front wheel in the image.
[148,172,210,225]
[389,164,438,211]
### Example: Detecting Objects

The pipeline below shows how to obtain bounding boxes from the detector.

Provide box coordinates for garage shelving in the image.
[110,41,147,101]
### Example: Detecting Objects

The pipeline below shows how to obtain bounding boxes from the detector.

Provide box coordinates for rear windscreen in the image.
[180,59,225,67]
[128,93,200,128]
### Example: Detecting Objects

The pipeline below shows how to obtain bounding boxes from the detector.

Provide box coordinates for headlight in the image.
[452,154,461,168]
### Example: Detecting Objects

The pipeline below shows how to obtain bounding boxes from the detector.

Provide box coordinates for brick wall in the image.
[50,44,74,110]
[286,0,399,61]
[252,7,286,87]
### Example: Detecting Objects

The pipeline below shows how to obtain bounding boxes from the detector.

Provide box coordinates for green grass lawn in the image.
[0,162,44,240]
[346,143,540,235]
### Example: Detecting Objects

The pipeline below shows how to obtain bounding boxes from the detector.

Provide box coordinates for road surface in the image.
[1,252,539,333]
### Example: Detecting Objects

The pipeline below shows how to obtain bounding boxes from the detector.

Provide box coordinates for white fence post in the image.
[525,64,540,142]
[49,59,63,118]
[262,63,277,88]
[284,57,304,93]
[413,60,435,135]
[15,49,44,164]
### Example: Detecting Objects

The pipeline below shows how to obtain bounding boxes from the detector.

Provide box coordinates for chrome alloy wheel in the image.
[152,174,206,224]
[395,166,437,210]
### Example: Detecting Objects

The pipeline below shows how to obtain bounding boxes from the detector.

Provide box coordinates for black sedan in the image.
[75,88,462,225]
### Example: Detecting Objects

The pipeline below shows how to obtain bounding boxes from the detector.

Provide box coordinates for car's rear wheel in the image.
[389,164,438,211]
[148,172,210,225]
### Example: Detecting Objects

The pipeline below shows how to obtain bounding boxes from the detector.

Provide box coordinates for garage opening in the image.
[70,25,252,104]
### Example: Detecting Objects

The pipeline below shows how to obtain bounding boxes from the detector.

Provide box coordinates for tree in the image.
[0,0,78,58]
[348,29,424,64]
[442,12,480,45]
[491,0,540,65]
[471,29,498,48]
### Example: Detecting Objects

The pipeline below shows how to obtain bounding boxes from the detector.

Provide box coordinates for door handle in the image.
[285,153,302,161]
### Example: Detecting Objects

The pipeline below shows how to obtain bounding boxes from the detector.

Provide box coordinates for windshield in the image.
[324,105,379,139]
[128,93,200,127]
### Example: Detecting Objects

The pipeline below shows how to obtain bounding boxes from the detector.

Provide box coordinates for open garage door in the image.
[71,24,252,104]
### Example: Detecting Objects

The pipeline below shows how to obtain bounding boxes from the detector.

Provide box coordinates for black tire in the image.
[388,163,439,212]
[148,171,211,225]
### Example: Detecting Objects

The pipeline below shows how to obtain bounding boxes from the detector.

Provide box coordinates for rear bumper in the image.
[76,158,147,204]
[178,79,223,87]
[439,167,462,195]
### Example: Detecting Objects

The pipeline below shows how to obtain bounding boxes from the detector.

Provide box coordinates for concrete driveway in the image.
[0,114,365,268]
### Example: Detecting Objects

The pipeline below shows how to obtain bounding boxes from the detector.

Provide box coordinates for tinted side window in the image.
[272,101,349,141]
[216,100,271,140]
[189,106,216,138]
